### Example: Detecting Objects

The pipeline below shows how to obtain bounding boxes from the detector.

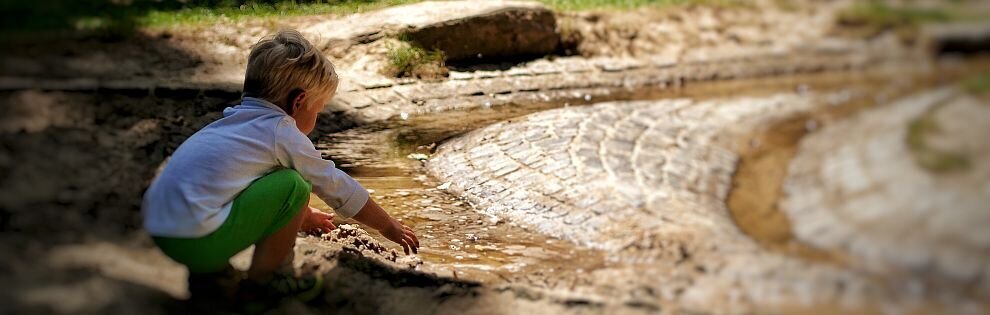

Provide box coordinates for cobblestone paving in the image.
[426,93,990,313]
[428,95,817,250]
[782,88,990,294]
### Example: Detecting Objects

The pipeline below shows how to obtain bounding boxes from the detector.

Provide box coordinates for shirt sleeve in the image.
[273,118,368,218]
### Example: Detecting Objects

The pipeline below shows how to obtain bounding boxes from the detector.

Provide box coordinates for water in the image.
[310,57,990,286]
[310,160,606,284]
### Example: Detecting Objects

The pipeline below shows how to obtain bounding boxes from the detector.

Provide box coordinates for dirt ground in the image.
[2,1,989,314]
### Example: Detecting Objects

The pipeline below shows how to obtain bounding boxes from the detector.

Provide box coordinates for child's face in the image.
[291,88,335,135]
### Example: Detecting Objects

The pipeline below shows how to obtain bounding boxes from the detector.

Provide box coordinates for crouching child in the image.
[142,29,419,307]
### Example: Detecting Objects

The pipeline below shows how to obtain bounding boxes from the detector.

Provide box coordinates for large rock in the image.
[303,1,558,61]
[399,1,558,61]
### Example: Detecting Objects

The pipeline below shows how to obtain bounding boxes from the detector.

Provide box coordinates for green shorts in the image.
[153,168,312,273]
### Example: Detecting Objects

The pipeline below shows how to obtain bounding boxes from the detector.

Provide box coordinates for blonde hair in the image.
[243,29,337,111]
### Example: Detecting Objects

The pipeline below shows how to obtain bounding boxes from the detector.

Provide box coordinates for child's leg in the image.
[152,168,313,296]
[248,194,308,282]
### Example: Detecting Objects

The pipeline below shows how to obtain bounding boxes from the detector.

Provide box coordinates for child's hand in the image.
[351,198,419,255]
[302,207,336,235]
[381,219,419,255]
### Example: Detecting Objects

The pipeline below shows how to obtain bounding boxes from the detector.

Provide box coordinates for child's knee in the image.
[267,169,311,213]
[287,170,312,202]
[268,168,312,196]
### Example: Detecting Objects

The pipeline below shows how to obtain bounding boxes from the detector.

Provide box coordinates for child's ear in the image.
[287,89,306,115]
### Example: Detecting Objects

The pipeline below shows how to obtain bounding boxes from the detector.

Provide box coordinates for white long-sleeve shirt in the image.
[142,97,368,238]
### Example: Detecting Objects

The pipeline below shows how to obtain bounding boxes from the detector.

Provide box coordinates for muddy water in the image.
[315,165,607,284]
[309,130,609,285]
[308,59,990,286]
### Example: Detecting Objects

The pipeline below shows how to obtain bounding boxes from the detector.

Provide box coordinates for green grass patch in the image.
[139,0,422,28]
[834,0,964,43]
[382,40,447,80]
[962,73,990,95]
[0,1,424,34]
[837,1,955,31]
[906,104,971,173]
[538,0,742,11]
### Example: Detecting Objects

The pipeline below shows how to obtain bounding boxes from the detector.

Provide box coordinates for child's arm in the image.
[352,198,420,254]
[274,120,418,254]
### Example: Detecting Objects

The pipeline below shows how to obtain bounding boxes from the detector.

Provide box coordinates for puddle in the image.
[310,162,607,283]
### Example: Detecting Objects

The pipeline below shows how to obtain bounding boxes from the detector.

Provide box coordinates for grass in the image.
[139,0,421,28]
[962,73,990,95]
[539,0,741,11]
[906,103,971,173]
[0,1,423,34]
[382,40,447,80]
[833,0,966,43]
[836,0,955,36]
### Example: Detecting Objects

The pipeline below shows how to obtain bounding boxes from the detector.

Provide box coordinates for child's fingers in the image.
[405,230,420,248]
[404,235,418,254]
[400,241,411,255]
[403,226,418,241]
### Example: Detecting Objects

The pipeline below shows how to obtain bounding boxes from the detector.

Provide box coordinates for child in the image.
[142,29,418,303]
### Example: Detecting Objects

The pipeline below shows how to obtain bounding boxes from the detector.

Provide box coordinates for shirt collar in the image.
[241,97,288,115]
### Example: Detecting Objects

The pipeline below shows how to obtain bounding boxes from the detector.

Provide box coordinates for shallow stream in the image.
[308,58,989,288]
